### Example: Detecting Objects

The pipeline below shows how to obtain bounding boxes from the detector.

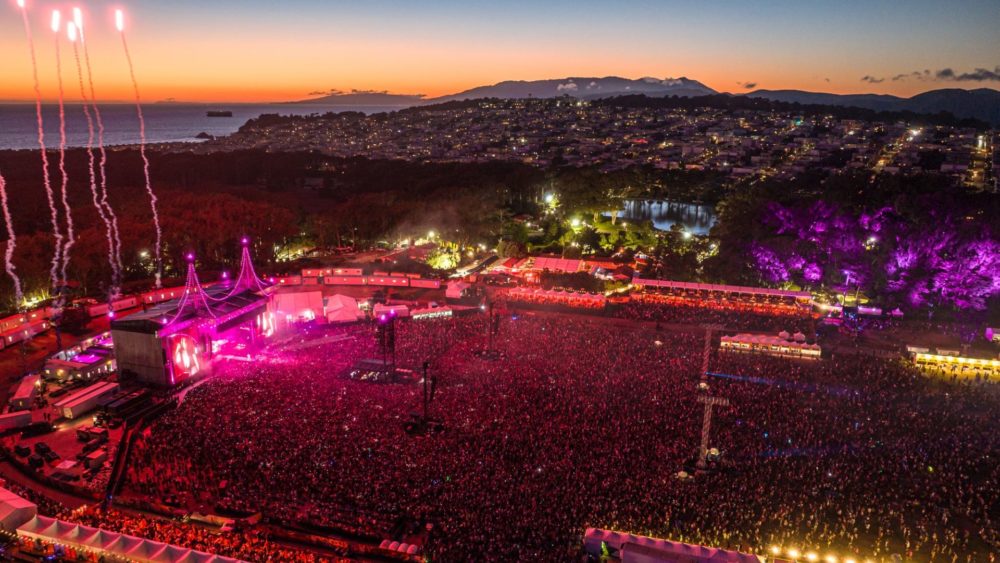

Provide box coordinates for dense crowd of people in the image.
[619,293,817,333]
[118,312,997,562]
[503,287,607,309]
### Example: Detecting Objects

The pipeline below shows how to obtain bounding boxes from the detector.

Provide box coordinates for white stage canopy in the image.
[18,515,245,563]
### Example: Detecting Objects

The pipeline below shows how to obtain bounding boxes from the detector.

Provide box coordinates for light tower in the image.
[695,382,729,470]
[694,323,727,472]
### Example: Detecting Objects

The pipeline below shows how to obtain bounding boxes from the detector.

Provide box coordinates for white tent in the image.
[446,280,472,299]
[16,514,248,562]
[79,528,123,551]
[583,528,763,563]
[272,290,325,325]
[325,294,364,323]
[0,487,36,530]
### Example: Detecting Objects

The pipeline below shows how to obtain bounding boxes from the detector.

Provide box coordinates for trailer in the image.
[409,279,442,289]
[52,381,119,420]
[1,319,51,349]
[304,267,362,278]
[367,276,411,287]
[85,302,110,318]
[84,449,108,470]
[0,411,33,432]
[111,296,139,311]
[324,276,368,286]
[140,285,186,306]
[8,375,39,411]
[102,389,151,417]
[0,313,27,334]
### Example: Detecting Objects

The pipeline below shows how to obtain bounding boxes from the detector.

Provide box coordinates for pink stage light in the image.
[114,8,124,32]
[66,21,76,42]
[50,10,60,32]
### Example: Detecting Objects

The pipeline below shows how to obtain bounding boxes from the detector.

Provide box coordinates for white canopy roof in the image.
[0,487,36,530]
[325,294,363,323]
[584,528,763,562]
[721,333,820,351]
[17,515,246,563]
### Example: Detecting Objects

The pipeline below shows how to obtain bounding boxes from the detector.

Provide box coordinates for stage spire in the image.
[230,237,270,295]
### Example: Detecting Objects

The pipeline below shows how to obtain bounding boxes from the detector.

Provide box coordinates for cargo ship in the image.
[206,110,233,117]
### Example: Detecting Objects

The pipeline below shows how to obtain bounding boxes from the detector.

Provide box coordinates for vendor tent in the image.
[272,291,324,325]
[0,487,36,530]
[17,515,247,562]
[446,281,472,299]
[325,294,364,323]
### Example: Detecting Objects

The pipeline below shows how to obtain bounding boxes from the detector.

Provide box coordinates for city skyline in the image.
[1,0,999,103]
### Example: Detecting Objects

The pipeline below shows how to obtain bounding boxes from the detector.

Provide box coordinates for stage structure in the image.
[111,241,274,388]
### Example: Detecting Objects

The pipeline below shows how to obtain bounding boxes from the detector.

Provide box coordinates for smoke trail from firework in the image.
[18,0,63,295]
[0,171,24,306]
[68,22,119,290]
[117,8,163,288]
[75,8,123,291]
[53,10,75,302]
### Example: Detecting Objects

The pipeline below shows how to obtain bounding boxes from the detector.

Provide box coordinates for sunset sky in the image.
[1,0,998,103]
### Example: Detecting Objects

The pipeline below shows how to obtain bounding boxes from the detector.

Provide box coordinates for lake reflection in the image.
[608,200,717,235]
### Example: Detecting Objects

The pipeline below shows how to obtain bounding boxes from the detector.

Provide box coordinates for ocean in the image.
[0,103,411,151]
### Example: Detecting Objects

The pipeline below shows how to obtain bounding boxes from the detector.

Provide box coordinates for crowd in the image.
[620,293,816,334]
[503,287,607,310]
[118,313,997,562]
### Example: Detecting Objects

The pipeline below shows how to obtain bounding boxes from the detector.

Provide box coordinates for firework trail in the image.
[76,8,123,291]
[53,11,75,303]
[18,0,63,295]
[0,172,24,306]
[68,21,119,291]
[117,9,163,288]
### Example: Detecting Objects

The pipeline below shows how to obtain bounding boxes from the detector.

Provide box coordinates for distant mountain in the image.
[904,89,1000,126]
[286,80,1000,126]
[290,90,426,106]
[429,76,716,102]
[746,88,1000,126]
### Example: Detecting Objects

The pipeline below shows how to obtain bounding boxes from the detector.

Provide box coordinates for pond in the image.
[606,200,717,235]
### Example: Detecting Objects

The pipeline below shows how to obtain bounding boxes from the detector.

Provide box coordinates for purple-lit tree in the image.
[745,200,1000,312]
